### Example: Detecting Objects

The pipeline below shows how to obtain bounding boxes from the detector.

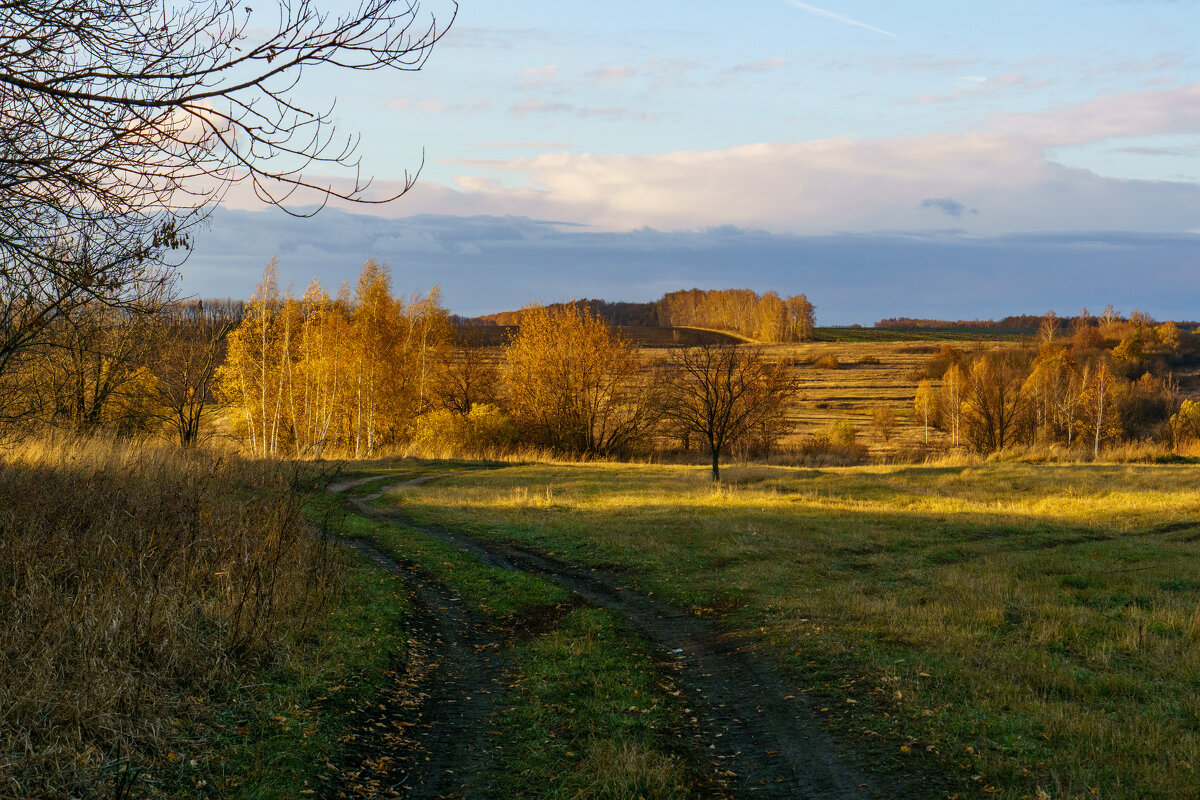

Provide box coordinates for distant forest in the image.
[464,289,815,343]
[877,307,1199,332]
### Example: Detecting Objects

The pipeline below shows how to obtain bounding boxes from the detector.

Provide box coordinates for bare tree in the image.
[147,302,233,446]
[435,326,500,416]
[0,0,455,382]
[660,343,793,481]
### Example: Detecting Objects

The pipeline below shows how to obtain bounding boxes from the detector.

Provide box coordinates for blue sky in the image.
[189,0,1200,322]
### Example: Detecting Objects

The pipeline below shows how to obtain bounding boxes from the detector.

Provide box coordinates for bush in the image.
[828,420,859,447]
[412,403,518,457]
[788,421,869,466]
[813,355,840,370]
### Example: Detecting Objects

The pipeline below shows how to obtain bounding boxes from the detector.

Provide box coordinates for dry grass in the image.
[0,434,339,799]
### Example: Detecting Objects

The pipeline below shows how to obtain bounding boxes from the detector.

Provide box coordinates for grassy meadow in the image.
[378,459,1200,800]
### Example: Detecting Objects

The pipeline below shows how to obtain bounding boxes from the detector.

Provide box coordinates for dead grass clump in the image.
[1099,440,1187,463]
[0,435,339,798]
[813,355,841,370]
[575,741,687,799]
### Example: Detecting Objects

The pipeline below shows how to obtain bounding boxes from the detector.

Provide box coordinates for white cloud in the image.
[590,65,634,84]
[508,99,657,122]
[222,83,1200,237]
[386,97,491,115]
[727,56,788,74]
[909,74,1053,104]
[517,65,559,90]
[473,141,574,150]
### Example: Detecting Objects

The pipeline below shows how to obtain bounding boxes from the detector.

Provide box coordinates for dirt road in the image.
[329,473,890,799]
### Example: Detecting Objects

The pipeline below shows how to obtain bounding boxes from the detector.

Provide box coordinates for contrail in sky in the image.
[782,1,899,38]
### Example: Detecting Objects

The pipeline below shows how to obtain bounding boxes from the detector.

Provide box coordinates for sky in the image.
[185,0,1200,323]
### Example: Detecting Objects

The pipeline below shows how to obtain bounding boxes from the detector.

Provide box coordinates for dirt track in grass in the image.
[327,534,503,799]
[329,473,916,799]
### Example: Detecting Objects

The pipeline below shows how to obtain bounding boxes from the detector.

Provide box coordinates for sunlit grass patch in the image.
[384,460,1200,799]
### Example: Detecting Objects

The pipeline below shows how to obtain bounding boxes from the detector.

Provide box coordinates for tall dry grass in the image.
[0,434,339,798]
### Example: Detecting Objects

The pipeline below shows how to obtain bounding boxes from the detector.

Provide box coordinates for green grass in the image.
[173,547,412,799]
[312,471,711,798]
[379,460,1200,800]
[815,327,1033,342]
[489,608,696,800]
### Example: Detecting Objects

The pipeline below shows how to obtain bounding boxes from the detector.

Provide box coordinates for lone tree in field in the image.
[661,342,793,481]
[0,0,454,382]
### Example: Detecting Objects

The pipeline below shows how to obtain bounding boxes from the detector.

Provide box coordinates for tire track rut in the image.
[329,498,502,798]
[345,477,880,799]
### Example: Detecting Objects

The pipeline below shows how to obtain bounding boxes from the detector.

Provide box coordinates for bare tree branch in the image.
[0,0,455,384]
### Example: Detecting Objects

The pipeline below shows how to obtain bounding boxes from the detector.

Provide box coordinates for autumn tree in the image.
[1078,360,1121,458]
[785,294,816,341]
[503,304,658,457]
[961,352,1030,453]
[219,259,448,457]
[18,302,155,433]
[871,406,897,446]
[940,363,966,448]
[659,342,794,480]
[1171,399,1200,448]
[219,261,287,456]
[913,380,937,444]
[1022,345,1078,445]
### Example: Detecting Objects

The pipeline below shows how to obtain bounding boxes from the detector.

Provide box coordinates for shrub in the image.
[413,403,518,457]
[813,355,840,370]
[828,420,859,448]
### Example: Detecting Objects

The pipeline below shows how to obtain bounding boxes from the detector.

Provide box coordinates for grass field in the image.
[378,459,1200,800]
[317,468,719,798]
[813,327,1034,343]
[457,331,1027,459]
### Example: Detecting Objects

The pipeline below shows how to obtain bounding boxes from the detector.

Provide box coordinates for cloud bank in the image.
[185,208,1200,325]
[222,83,1200,237]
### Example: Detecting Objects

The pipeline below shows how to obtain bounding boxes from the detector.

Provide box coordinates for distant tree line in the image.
[471,299,660,328]
[464,288,817,343]
[655,289,815,342]
[878,306,1198,332]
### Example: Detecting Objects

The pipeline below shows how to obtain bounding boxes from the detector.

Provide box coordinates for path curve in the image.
[351,476,879,799]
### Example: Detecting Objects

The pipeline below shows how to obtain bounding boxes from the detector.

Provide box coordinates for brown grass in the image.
[0,434,339,798]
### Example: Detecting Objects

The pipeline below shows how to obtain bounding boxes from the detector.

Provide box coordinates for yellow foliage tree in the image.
[503,303,657,456]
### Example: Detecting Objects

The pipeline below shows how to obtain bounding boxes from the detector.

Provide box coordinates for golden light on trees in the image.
[219,259,448,457]
[502,304,658,457]
[659,342,793,481]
